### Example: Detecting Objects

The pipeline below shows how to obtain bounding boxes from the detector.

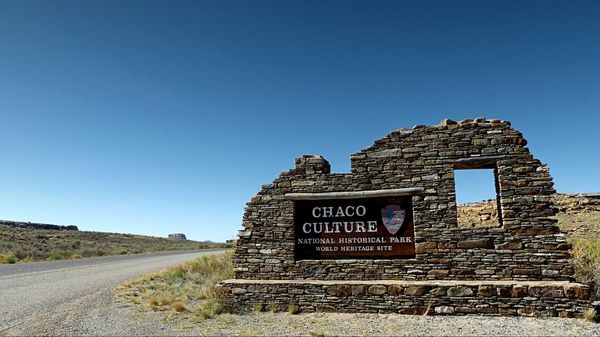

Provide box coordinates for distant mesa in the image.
[167,233,187,240]
[0,220,78,231]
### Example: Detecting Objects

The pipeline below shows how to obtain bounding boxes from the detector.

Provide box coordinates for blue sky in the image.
[0,0,598,242]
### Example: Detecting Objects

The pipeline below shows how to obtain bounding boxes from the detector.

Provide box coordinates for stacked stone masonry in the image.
[220,280,590,318]
[221,118,591,316]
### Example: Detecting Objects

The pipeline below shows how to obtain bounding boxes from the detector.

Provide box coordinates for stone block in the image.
[497,286,512,298]
[495,242,522,250]
[476,305,497,314]
[513,227,560,236]
[428,269,449,276]
[451,268,475,275]
[564,284,591,299]
[528,285,564,298]
[351,285,367,296]
[388,285,403,296]
[367,285,387,295]
[430,287,446,297]
[511,286,528,298]
[517,308,537,317]
[399,307,427,315]
[513,268,539,275]
[447,286,474,297]
[415,241,438,253]
[499,308,517,316]
[327,285,351,297]
[435,306,455,314]
[437,242,455,249]
[317,305,337,313]
[232,287,247,295]
[457,239,494,249]
[478,285,495,297]
[455,307,478,314]
[405,286,428,296]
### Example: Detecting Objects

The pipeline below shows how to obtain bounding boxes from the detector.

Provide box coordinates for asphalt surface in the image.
[0,249,227,336]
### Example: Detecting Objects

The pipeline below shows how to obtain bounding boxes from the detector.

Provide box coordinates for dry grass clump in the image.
[171,301,187,312]
[288,304,300,315]
[0,224,230,263]
[583,308,598,323]
[570,237,600,300]
[118,251,233,320]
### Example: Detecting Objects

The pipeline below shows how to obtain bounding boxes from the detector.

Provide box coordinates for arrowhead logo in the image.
[381,204,406,235]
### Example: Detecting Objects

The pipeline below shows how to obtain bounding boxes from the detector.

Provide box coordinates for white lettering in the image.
[367,220,377,232]
[345,206,355,217]
[309,205,368,219]
[312,207,321,218]
[343,221,354,232]
[355,221,366,232]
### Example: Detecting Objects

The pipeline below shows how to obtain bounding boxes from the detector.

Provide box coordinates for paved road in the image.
[0,249,227,336]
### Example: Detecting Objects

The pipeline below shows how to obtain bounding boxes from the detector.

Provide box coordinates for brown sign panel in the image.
[294,197,415,260]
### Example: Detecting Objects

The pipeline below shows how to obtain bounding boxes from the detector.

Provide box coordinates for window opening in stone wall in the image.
[454,168,502,228]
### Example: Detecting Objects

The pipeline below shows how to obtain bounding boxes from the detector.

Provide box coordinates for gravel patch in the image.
[161,311,600,337]
[6,288,599,336]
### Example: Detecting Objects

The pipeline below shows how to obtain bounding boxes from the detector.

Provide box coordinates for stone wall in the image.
[234,118,570,281]
[221,279,590,318]
[222,118,590,316]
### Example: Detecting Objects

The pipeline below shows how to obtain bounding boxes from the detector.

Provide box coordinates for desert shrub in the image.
[165,265,187,281]
[196,297,226,319]
[0,254,17,264]
[570,238,600,299]
[81,249,94,258]
[33,249,50,260]
[48,250,63,261]
[15,249,29,260]
[71,240,81,249]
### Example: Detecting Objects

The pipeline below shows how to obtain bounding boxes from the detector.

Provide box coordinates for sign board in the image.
[294,196,415,260]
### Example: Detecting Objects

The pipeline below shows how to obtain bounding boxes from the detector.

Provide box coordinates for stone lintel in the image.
[453,155,509,169]
[284,188,425,200]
